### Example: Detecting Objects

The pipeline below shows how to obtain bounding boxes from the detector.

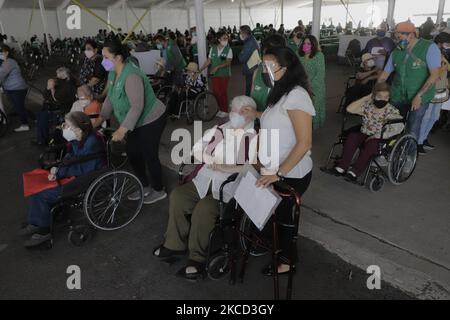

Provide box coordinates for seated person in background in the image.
[19,112,105,248]
[34,67,77,146]
[334,83,403,181]
[168,62,206,117]
[70,85,102,118]
[345,53,381,106]
[44,67,77,113]
[153,96,258,280]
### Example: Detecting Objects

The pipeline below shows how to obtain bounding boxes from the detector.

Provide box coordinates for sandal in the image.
[152,245,186,259]
[176,260,205,281]
[262,263,296,277]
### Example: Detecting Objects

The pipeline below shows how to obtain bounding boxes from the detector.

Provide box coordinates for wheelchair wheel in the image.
[239,215,269,257]
[387,134,418,185]
[186,102,195,125]
[156,85,173,106]
[83,171,144,231]
[194,91,219,122]
[0,109,8,137]
[369,175,385,193]
[207,253,231,281]
[68,225,93,247]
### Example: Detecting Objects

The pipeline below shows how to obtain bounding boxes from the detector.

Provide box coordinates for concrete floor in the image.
[0,56,448,299]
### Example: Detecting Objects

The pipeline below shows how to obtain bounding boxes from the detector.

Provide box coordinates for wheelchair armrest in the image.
[59,152,106,168]
[178,155,196,183]
[273,180,302,208]
[219,173,239,204]
[380,119,405,139]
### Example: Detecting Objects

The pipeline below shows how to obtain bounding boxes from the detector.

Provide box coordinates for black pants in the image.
[4,89,28,125]
[263,171,312,263]
[126,114,167,191]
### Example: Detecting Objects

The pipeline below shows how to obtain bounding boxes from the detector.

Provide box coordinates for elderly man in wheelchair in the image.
[322,82,419,192]
[153,96,257,280]
[20,112,104,247]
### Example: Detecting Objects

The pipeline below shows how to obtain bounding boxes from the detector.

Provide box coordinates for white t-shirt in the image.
[208,46,233,60]
[259,86,316,179]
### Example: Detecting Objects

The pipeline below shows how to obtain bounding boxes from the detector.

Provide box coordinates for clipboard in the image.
[247,50,261,70]
[234,165,282,231]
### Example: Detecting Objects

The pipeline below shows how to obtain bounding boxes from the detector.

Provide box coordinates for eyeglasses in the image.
[61,122,75,130]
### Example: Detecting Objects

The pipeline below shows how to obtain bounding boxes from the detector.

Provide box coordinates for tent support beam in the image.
[0,0,5,34]
[194,0,207,75]
[38,0,52,54]
[387,0,396,30]
[437,0,446,25]
[312,0,322,39]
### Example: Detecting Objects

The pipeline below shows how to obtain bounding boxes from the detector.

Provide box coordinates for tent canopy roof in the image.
[1,0,386,10]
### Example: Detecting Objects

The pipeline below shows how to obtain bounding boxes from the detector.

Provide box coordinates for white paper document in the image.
[247,50,261,70]
[234,170,282,231]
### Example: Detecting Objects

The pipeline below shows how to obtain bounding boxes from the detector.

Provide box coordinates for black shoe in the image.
[176,260,205,281]
[262,263,295,277]
[418,145,427,155]
[423,140,435,151]
[30,139,46,147]
[345,171,358,183]
[152,245,186,259]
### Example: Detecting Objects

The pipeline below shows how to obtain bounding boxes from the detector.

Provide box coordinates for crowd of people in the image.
[0,17,449,279]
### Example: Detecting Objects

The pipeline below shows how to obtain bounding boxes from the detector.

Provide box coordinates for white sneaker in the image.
[216,111,229,118]
[128,187,152,201]
[143,189,167,205]
[14,125,30,132]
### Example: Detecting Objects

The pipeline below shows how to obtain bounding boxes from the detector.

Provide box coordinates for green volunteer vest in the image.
[251,66,271,112]
[210,45,232,77]
[288,39,300,54]
[167,39,187,71]
[107,60,156,128]
[391,39,436,105]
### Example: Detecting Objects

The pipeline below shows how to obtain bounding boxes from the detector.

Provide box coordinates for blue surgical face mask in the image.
[398,39,409,50]
[377,31,386,38]
[101,58,115,72]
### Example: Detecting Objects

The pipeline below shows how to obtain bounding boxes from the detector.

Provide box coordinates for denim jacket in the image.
[57,133,105,178]
[238,35,260,75]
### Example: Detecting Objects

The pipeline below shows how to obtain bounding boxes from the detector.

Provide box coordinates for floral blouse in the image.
[361,101,403,139]
[79,55,107,96]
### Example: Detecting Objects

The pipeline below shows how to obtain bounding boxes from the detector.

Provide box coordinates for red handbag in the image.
[23,169,75,197]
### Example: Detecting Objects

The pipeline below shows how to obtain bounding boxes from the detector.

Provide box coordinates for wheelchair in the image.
[0,108,8,138]
[156,72,220,124]
[336,76,377,114]
[178,160,302,300]
[39,129,143,248]
[320,112,418,192]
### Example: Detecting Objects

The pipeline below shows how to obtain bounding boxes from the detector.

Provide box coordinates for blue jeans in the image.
[245,72,254,97]
[4,89,28,125]
[406,103,429,142]
[418,102,442,145]
[28,186,62,228]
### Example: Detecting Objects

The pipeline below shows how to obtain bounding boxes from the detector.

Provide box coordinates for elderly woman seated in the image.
[70,85,102,118]
[19,112,104,248]
[153,96,258,280]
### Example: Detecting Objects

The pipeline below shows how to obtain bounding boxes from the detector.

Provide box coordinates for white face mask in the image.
[84,50,95,59]
[240,34,246,41]
[63,128,78,142]
[229,112,247,128]
[220,40,228,47]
